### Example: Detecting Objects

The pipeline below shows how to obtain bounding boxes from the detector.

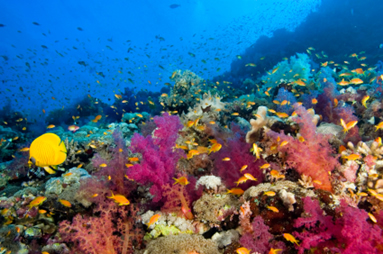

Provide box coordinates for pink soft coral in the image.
[240,215,286,254]
[267,104,339,191]
[211,124,265,189]
[126,113,184,203]
[293,197,383,254]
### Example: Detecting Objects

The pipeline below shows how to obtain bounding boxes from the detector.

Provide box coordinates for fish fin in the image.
[43,166,56,174]
[107,191,114,199]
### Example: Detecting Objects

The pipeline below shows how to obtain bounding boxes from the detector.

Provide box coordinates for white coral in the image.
[196,175,222,192]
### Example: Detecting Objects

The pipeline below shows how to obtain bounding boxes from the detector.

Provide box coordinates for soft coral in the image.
[59,201,142,254]
[92,127,135,196]
[293,197,383,254]
[267,104,339,191]
[126,113,184,203]
[211,124,265,189]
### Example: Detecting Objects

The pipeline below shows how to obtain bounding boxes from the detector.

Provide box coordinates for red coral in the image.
[126,113,185,203]
[267,104,339,192]
[211,126,265,189]
[161,183,194,219]
[59,201,142,254]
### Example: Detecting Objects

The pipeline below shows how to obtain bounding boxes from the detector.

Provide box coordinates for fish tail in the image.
[107,191,114,199]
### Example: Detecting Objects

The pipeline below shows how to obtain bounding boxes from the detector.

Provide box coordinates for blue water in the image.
[0,0,319,124]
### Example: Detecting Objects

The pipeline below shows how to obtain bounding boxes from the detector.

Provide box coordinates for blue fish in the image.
[169,4,180,9]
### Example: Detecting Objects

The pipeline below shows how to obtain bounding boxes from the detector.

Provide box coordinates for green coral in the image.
[144,224,193,240]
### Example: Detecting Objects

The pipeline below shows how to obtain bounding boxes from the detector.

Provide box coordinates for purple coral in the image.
[293,197,383,254]
[240,216,285,254]
[92,128,135,195]
[211,128,264,189]
[126,113,184,203]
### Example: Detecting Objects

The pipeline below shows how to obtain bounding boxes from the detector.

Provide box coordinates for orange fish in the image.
[276,112,289,118]
[283,233,299,245]
[147,214,161,227]
[58,199,72,208]
[47,124,55,129]
[235,176,248,186]
[361,95,369,108]
[270,170,285,179]
[222,157,231,161]
[340,119,357,133]
[333,98,338,107]
[236,247,251,254]
[339,72,353,77]
[244,173,257,181]
[280,100,289,106]
[338,145,347,153]
[294,79,306,86]
[352,68,364,74]
[92,115,102,123]
[187,149,200,159]
[264,191,276,196]
[209,143,222,154]
[260,163,270,169]
[173,176,189,185]
[251,143,262,159]
[368,213,377,223]
[269,248,283,254]
[343,154,362,161]
[240,165,248,172]
[266,206,279,212]
[337,79,349,86]
[375,121,383,131]
[272,66,279,74]
[227,188,244,195]
[107,192,130,206]
[28,196,47,210]
[129,157,140,162]
[349,78,363,85]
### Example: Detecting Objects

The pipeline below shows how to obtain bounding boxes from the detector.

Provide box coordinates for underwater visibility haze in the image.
[1,0,383,253]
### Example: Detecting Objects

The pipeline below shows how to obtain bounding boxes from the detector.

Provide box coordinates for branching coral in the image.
[266,104,339,192]
[126,113,185,203]
[212,128,265,189]
[59,201,142,254]
[92,128,136,195]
